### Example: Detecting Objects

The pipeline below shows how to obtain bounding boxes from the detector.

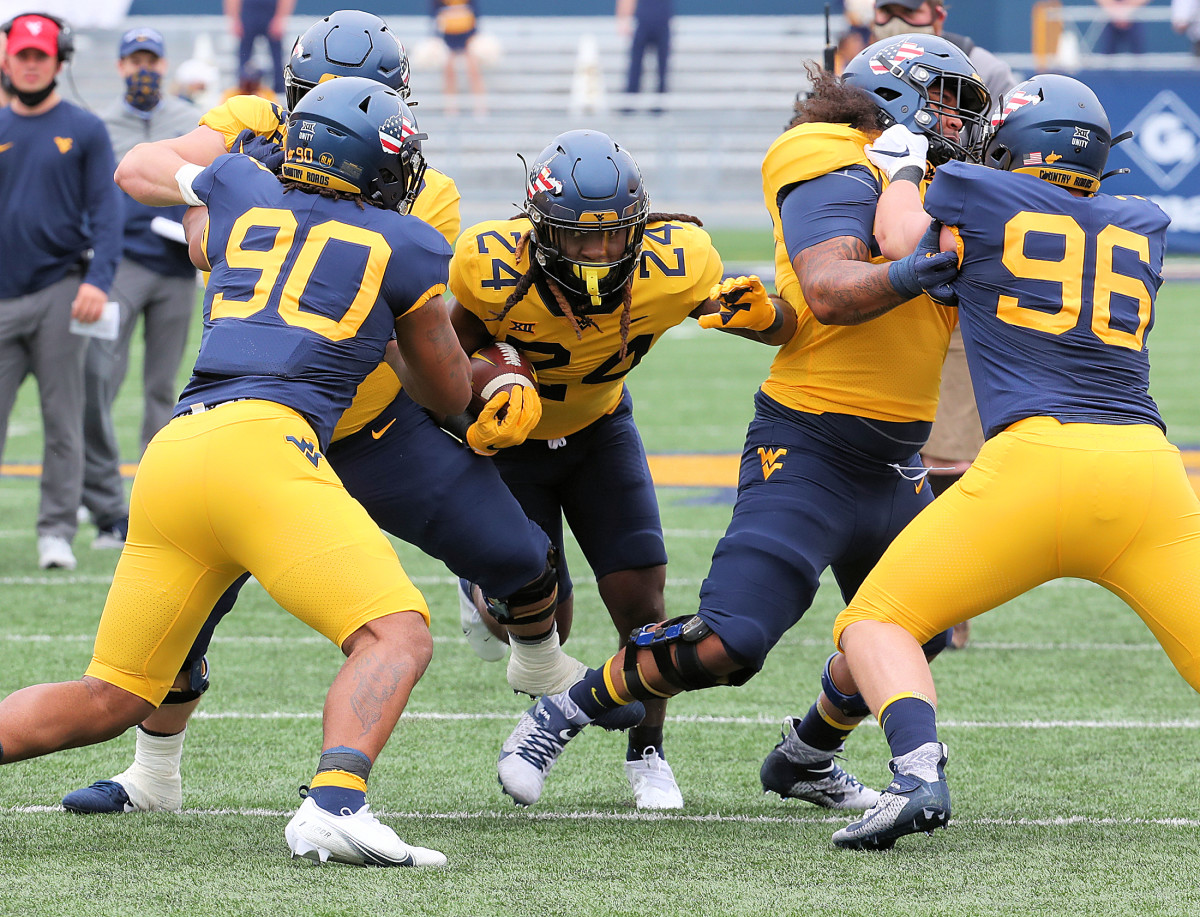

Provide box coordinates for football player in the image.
[449,129,729,808]
[831,74,1197,850]
[495,36,988,809]
[60,9,615,819]
[0,77,470,866]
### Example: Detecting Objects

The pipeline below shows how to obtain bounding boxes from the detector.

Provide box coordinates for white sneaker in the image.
[506,632,587,697]
[37,535,76,570]
[285,796,447,867]
[458,580,508,662]
[624,747,684,810]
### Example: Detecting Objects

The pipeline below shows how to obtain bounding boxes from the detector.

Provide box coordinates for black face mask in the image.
[14,78,56,107]
[124,68,162,111]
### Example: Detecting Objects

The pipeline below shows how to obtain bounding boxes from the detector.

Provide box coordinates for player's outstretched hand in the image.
[466,386,542,456]
[864,124,930,181]
[887,220,960,301]
[232,128,285,173]
[699,275,776,332]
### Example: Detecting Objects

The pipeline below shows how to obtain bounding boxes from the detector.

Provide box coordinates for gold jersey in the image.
[198,94,462,440]
[451,217,723,440]
[760,123,955,423]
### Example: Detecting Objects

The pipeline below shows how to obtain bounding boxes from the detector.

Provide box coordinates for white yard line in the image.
[5,804,1199,829]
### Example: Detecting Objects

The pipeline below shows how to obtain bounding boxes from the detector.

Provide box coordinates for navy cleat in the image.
[760,716,879,811]
[62,780,134,814]
[592,699,646,732]
[497,694,585,805]
[832,742,951,850]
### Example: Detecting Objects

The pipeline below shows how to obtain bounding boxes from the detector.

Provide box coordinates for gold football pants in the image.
[86,400,428,704]
[835,417,1200,691]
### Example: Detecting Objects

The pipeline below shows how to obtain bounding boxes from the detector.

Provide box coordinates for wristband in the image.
[891,165,925,187]
[174,163,205,207]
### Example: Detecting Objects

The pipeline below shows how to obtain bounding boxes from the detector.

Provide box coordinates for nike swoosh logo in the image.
[872,149,907,158]
[370,418,396,439]
[0,143,12,153]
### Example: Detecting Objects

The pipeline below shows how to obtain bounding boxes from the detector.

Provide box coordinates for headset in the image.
[1,11,75,64]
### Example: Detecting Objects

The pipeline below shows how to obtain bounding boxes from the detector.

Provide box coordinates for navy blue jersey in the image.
[0,101,123,298]
[925,161,1169,438]
[177,154,451,448]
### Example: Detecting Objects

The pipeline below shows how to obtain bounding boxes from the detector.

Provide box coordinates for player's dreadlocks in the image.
[491,213,703,360]
[788,62,886,133]
[279,178,387,210]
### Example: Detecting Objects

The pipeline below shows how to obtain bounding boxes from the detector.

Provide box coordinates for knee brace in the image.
[622,615,753,696]
[164,655,210,705]
[484,548,558,626]
[820,652,870,719]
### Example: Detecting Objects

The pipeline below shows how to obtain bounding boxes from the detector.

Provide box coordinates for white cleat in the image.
[624,747,684,810]
[497,694,584,806]
[506,635,587,698]
[285,797,447,867]
[458,580,508,662]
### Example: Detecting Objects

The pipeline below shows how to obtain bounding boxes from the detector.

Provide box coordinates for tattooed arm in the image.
[795,235,913,326]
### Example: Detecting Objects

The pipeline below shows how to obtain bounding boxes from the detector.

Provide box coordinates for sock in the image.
[568,663,624,719]
[308,745,371,814]
[794,698,857,752]
[626,727,664,762]
[879,694,938,758]
[130,725,185,776]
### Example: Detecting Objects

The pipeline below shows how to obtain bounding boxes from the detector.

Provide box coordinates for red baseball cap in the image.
[6,14,60,57]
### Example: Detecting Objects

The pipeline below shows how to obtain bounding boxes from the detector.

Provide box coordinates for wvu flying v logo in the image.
[286,435,323,468]
[758,446,787,480]
[54,136,73,154]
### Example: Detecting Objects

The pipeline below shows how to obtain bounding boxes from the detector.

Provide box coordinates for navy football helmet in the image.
[984,74,1114,196]
[282,76,427,214]
[284,10,410,111]
[524,130,649,311]
[842,33,990,165]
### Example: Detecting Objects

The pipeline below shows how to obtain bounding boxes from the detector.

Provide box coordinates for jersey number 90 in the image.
[210,207,391,342]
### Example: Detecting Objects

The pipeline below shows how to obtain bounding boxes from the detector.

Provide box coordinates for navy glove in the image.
[232,128,285,173]
[887,220,960,301]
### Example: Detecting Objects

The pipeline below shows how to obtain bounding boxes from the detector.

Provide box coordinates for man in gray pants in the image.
[0,12,123,569]
[84,27,200,547]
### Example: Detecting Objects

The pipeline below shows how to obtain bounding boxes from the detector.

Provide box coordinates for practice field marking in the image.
[6,804,1199,830]
[178,710,1200,729]
[0,631,1174,654]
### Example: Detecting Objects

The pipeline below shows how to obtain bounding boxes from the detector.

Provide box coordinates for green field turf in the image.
[1,281,1198,917]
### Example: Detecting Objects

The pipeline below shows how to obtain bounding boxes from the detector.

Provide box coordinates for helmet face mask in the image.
[523,131,649,312]
[284,10,410,111]
[282,76,427,214]
[842,34,991,165]
[983,74,1112,196]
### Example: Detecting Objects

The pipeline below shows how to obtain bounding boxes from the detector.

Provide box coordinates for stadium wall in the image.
[122,0,1191,55]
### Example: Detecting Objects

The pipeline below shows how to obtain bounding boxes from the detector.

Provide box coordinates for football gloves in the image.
[466,386,542,456]
[864,124,930,182]
[699,275,777,332]
[233,128,285,173]
[887,221,960,302]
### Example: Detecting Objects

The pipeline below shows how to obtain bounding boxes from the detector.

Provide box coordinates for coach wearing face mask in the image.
[84,28,201,551]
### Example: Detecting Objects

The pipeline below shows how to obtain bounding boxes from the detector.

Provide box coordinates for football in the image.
[469,342,537,416]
